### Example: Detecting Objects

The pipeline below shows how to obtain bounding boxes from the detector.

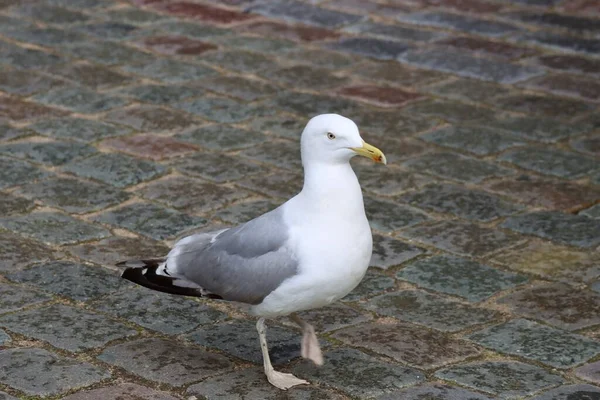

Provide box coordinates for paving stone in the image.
[575,363,600,385]
[213,199,278,224]
[176,124,268,151]
[140,176,250,214]
[237,20,341,43]
[195,75,277,102]
[351,61,447,88]
[46,0,111,8]
[399,220,524,257]
[0,212,109,245]
[94,202,206,240]
[352,111,440,140]
[370,234,425,270]
[63,153,166,188]
[245,115,304,140]
[186,319,305,365]
[344,21,446,42]
[0,283,50,314]
[338,85,422,107]
[114,83,204,106]
[266,92,362,118]
[399,183,523,221]
[188,367,344,399]
[0,95,67,122]
[0,43,64,70]
[485,175,600,211]
[68,236,169,266]
[1,26,87,47]
[0,192,35,216]
[531,54,600,76]
[420,125,526,156]
[15,177,129,214]
[325,0,414,16]
[98,337,232,386]
[402,99,498,124]
[507,11,600,33]
[326,37,413,60]
[101,134,197,161]
[342,270,397,302]
[174,96,258,123]
[0,140,96,167]
[0,348,109,397]
[403,152,513,183]
[293,304,372,333]
[335,320,480,369]
[134,35,217,56]
[501,147,598,179]
[0,123,33,142]
[365,290,499,332]
[30,117,132,142]
[377,383,493,400]
[531,384,600,400]
[122,58,216,82]
[104,105,199,132]
[0,330,10,346]
[491,240,600,284]
[0,156,47,189]
[426,78,515,103]
[8,261,124,301]
[524,73,600,102]
[240,139,302,171]
[0,304,136,352]
[435,361,564,398]
[152,2,256,24]
[292,348,424,398]
[282,48,360,70]
[171,151,268,183]
[572,135,600,157]
[102,8,171,25]
[200,50,279,73]
[74,21,139,40]
[582,204,600,219]
[46,63,133,90]
[63,41,157,66]
[400,49,542,84]
[0,69,64,96]
[469,319,600,368]
[435,36,536,60]
[33,86,127,113]
[364,198,427,233]
[263,65,346,90]
[398,11,520,37]
[488,116,593,143]
[213,35,296,54]
[502,211,600,248]
[90,287,226,334]
[398,255,527,302]
[236,171,303,199]
[497,283,600,331]
[248,1,363,28]
[138,20,230,40]
[494,93,594,119]
[0,231,56,273]
[62,383,180,400]
[355,164,429,196]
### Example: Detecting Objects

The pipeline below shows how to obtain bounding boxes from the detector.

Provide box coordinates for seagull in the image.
[119,113,386,390]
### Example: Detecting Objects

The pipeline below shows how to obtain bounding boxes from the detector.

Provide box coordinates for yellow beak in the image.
[351,141,387,165]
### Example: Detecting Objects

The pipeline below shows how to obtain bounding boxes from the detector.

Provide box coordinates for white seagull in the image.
[120,113,386,390]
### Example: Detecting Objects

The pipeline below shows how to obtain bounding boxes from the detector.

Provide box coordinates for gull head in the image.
[300,114,386,166]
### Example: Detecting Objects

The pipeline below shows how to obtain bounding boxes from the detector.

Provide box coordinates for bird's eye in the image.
[327,132,336,140]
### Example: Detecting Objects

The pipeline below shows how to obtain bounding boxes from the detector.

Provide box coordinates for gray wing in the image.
[169,206,298,305]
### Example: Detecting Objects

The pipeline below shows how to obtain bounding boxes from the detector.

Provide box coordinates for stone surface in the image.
[0,304,137,352]
[248,1,363,28]
[575,363,600,385]
[67,236,170,266]
[114,83,204,106]
[213,199,277,224]
[0,283,50,314]
[62,383,180,400]
[327,37,412,60]
[293,348,424,398]
[494,92,594,119]
[195,75,277,102]
[398,255,527,302]
[176,124,268,150]
[342,270,397,301]
[370,234,425,270]
[7,261,124,301]
[30,117,132,142]
[101,134,198,160]
[293,304,372,333]
[0,192,34,216]
[378,384,494,400]
[0,156,49,189]
[104,105,199,132]
[0,330,9,346]
[530,384,600,400]
[365,290,500,332]
[0,348,109,397]
[468,319,600,368]
[174,96,258,123]
[420,125,526,155]
[0,69,64,96]
[171,151,268,183]
[33,86,127,113]
[122,58,216,83]
[499,147,598,179]
[98,338,232,387]
[0,231,56,273]
[435,361,564,398]
[0,140,96,166]
[364,197,429,232]
[398,11,520,37]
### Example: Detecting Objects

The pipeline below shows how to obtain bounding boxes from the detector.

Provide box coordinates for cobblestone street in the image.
[0,0,599,398]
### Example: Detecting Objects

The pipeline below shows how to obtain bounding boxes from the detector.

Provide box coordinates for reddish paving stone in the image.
[62,383,180,400]
[523,73,600,101]
[236,21,340,42]
[338,85,422,107]
[135,35,218,55]
[484,175,600,211]
[530,54,600,76]
[101,134,198,160]
[153,2,256,24]
[435,36,536,59]
[0,96,66,122]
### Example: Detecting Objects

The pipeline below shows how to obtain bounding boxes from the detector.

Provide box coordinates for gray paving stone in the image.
[0,330,10,346]
[420,125,526,156]
[46,0,113,8]
[293,303,372,333]
[0,304,137,352]
[67,236,170,266]
[186,319,306,365]
[141,21,229,40]
[398,255,527,302]
[30,117,132,142]
[0,283,50,314]
[33,86,127,113]
[468,319,600,368]
[293,348,424,398]
[502,211,600,248]
[0,156,50,189]
[352,108,441,138]
[0,69,64,96]
[494,92,594,119]
[213,199,278,225]
[333,321,480,369]
[201,50,279,74]
[246,115,304,140]
[63,40,157,66]
[370,234,425,270]
[187,367,344,400]
[398,12,520,37]
[401,49,541,83]
[356,164,429,197]
[104,104,199,132]
[399,220,524,257]
[344,21,446,42]
[531,384,600,400]
[1,26,87,47]
[171,152,268,183]
[517,32,600,55]
[214,35,296,54]
[342,270,397,302]
[63,153,166,188]
[8,261,124,301]
[0,140,96,166]
[0,212,109,245]
[176,124,268,151]
[364,197,429,233]
[236,171,303,200]
[102,8,171,25]
[239,139,302,171]
[426,78,515,103]
[262,65,346,91]
[0,192,35,216]
[0,123,32,142]
[365,290,500,332]
[0,231,56,273]
[488,116,593,143]
[327,37,412,60]
[266,91,362,118]
[435,361,564,398]
[572,135,600,157]
[98,338,232,386]
[0,42,64,70]
[15,177,129,214]
[248,1,363,28]
[93,202,206,240]
[403,152,513,183]
[497,283,600,330]
[122,58,216,83]
[74,21,139,40]
[282,48,358,70]
[90,287,226,334]
[499,147,598,179]
[399,183,523,222]
[62,383,180,400]
[376,383,494,400]
[114,83,204,106]
[174,96,258,123]
[0,348,109,397]
[46,63,132,90]
[402,99,498,124]
[582,204,600,219]
[575,362,600,385]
